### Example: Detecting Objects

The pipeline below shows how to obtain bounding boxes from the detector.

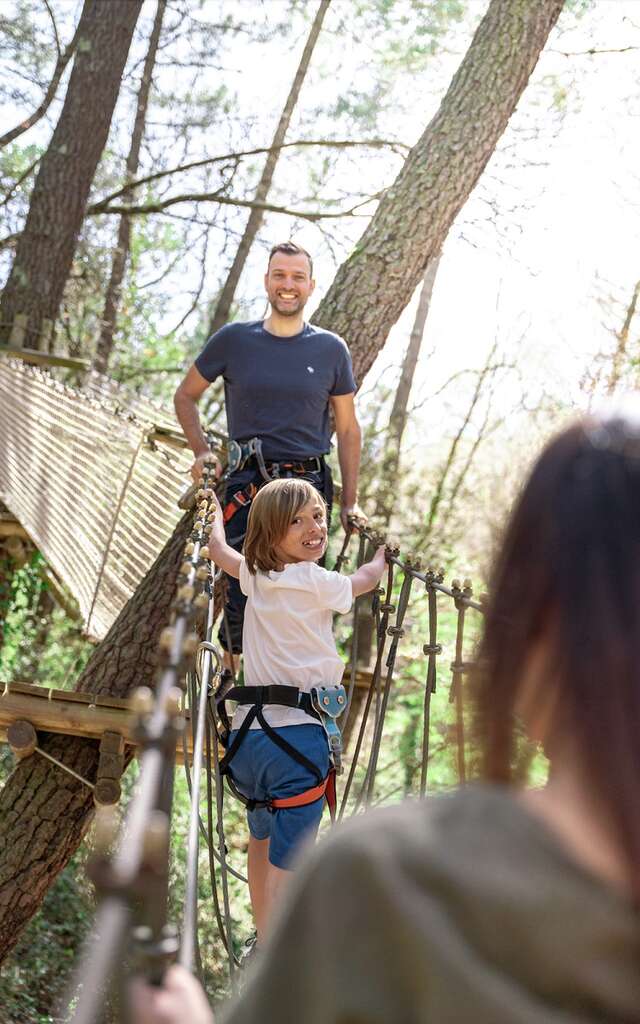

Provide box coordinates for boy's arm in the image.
[348,545,386,598]
[207,494,242,579]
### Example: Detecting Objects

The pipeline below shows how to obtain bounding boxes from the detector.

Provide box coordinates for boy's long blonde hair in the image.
[244,478,326,574]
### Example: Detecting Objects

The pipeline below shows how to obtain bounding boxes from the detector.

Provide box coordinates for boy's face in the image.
[274,497,327,565]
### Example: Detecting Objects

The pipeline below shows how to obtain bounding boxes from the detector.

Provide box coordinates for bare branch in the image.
[87,138,407,213]
[88,189,382,222]
[43,0,62,60]
[549,45,640,57]
[0,4,87,149]
[0,156,41,209]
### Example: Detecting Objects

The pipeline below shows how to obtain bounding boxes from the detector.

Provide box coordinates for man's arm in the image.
[331,392,365,531]
[174,365,221,482]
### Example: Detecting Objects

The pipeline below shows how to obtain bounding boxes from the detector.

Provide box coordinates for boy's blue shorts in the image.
[227,723,330,870]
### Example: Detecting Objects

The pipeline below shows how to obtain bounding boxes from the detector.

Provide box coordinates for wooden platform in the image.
[0,681,196,765]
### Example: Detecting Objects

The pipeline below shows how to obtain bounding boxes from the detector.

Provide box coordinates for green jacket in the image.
[221,785,640,1023]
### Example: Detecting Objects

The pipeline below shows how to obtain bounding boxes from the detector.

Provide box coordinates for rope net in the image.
[0,358,191,638]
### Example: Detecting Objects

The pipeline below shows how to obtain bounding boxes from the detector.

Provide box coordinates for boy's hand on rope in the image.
[207,492,226,552]
[129,965,213,1024]
[349,545,387,598]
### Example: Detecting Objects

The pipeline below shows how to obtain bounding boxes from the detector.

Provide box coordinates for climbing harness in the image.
[213,681,347,821]
[223,435,326,524]
[223,482,258,523]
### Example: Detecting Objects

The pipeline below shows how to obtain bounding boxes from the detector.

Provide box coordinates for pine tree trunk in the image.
[93,0,166,375]
[351,256,440,680]
[377,254,440,526]
[207,0,331,336]
[0,513,191,962]
[0,0,142,349]
[314,0,564,383]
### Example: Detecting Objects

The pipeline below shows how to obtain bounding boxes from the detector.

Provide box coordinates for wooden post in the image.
[94,730,125,807]
[7,720,37,760]
[8,313,27,348]
[40,318,54,354]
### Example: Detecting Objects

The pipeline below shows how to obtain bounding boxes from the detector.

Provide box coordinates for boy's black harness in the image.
[215,681,346,820]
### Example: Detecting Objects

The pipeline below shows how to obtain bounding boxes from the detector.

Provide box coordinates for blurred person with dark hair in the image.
[132,407,640,1023]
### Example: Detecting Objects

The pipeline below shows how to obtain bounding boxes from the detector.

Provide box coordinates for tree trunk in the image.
[313,0,564,384]
[0,0,564,959]
[353,256,440,676]
[93,0,166,375]
[607,279,640,395]
[376,254,441,527]
[207,0,331,336]
[0,0,142,349]
[0,513,191,962]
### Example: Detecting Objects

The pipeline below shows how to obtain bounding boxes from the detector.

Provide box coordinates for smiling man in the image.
[174,240,363,663]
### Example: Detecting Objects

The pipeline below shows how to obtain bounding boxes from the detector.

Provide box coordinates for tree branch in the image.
[0,3,87,149]
[88,190,382,222]
[0,156,41,209]
[87,138,407,213]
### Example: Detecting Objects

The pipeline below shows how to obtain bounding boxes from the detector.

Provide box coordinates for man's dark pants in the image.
[219,462,333,654]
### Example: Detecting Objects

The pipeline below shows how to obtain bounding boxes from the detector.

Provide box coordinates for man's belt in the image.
[244,454,324,475]
[227,436,324,480]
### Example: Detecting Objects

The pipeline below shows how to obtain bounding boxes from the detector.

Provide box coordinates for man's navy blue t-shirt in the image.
[194,320,356,460]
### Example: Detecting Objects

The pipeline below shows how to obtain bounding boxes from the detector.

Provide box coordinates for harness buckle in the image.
[310,684,347,774]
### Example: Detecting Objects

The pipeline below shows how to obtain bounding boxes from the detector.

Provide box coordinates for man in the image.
[174,240,363,663]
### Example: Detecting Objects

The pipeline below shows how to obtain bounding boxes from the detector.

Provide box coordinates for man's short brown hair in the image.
[268,241,313,278]
[244,478,326,574]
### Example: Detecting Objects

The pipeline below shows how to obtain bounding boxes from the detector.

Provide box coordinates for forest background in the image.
[0,0,639,1020]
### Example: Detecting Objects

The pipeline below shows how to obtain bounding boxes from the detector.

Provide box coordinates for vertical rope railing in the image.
[448,579,473,784]
[361,567,415,807]
[338,555,396,819]
[420,569,443,795]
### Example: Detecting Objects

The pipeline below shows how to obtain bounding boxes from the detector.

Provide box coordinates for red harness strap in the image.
[223,483,258,523]
[270,768,337,822]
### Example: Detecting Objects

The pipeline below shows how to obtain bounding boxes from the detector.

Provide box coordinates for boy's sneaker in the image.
[238,932,259,970]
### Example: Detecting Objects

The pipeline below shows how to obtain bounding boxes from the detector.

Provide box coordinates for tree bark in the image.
[313,0,565,384]
[0,513,191,962]
[0,0,142,349]
[0,0,564,960]
[207,0,331,336]
[93,0,166,375]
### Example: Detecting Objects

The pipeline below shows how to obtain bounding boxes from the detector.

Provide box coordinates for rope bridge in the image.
[0,355,485,1016]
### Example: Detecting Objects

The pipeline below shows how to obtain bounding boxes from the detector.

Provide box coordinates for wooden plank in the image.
[0,346,88,371]
[0,522,29,539]
[0,688,196,762]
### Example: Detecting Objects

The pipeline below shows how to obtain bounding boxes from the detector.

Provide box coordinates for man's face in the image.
[264,252,315,317]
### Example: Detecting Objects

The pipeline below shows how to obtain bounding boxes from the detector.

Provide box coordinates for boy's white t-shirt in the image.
[232,558,353,730]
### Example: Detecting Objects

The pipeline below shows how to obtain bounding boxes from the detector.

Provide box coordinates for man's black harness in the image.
[223,437,325,525]
[215,682,346,820]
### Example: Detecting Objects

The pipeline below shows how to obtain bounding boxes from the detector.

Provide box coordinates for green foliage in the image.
[0,848,94,1024]
[0,552,91,687]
